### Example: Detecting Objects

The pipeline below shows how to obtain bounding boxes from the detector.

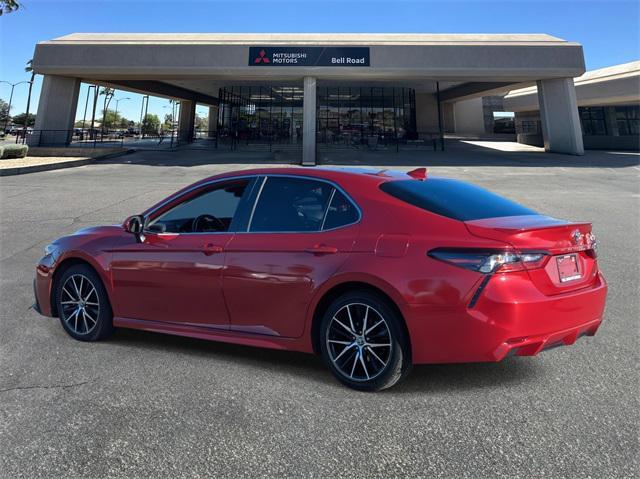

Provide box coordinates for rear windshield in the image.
[379,178,538,221]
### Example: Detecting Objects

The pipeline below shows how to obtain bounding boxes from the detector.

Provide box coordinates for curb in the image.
[0,149,135,176]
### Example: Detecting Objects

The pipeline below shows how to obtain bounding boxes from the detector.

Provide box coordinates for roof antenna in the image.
[407,167,428,180]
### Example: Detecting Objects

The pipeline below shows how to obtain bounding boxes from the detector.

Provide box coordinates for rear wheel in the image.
[55,264,114,341]
[320,291,411,391]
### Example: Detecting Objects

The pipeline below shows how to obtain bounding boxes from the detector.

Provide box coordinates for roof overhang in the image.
[32,33,586,103]
[504,61,640,111]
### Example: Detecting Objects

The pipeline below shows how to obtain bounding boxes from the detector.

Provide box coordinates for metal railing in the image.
[317,131,443,152]
[195,130,444,152]
[6,128,444,153]
[11,129,181,150]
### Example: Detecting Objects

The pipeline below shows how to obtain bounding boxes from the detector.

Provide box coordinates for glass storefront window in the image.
[615,105,639,136]
[218,85,418,147]
[316,86,417,147]
[218,86,303,145]
[579,107,607,136]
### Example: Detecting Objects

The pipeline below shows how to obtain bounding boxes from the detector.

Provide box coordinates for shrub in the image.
[0,146,3,158]
[1,144,29,159]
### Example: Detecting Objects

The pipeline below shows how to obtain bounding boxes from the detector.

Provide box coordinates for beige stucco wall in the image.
[415,93,439,133]
[33,33,586,83]
[452,97,485,134]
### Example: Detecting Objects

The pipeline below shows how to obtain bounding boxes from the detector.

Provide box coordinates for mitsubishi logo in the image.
[254,49,270,64]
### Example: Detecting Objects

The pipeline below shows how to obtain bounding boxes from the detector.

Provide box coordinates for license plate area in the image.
[556,254,581,282]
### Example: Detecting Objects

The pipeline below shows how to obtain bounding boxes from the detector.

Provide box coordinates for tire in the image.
[319,290,412,391]
[54,264,115,341]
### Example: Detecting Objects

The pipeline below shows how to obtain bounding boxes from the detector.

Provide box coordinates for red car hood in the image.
[73,225,123,236]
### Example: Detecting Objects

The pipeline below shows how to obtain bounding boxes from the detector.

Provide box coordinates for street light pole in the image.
[113,97,130,130]
[0,80,31,133]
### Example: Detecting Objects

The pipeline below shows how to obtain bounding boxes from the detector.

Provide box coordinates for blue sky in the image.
[1,0,638,122]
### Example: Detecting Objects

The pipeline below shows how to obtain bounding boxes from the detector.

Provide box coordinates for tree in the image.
[163,113,174,131]
[0,99,9,125]
[195,114,208,131]
[11,112,35,127]
[119,117,131,129]
[0,0,21,15]
[99,87,115,132]
[141,114,160,135]
[23,59,36,134]
[101,109,124,129]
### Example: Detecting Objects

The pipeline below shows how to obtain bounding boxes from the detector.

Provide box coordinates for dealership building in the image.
[505,61,639,151]
[31,33,590,164]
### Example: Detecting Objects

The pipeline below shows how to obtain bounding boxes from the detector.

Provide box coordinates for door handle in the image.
[305,244,338,255]
[202,243,224,255]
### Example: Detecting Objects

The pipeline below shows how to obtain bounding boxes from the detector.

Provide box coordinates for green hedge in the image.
[0,144,29,159]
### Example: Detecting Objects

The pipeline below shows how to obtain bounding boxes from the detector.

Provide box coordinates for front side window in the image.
[148,180,249,233]
[250,177,334,232]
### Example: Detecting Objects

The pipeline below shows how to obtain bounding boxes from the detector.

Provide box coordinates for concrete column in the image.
[178,100,196,143]
[29,75,80,146]
[443,102,455,133]
[302,76,316,166]
[208,106,218,137]
[537,78,584,155]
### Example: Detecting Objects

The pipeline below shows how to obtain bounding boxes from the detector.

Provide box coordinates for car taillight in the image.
[428,248,548,274]
[586,232,598,258]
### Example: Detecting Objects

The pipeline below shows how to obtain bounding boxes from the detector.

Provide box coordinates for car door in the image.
[110,177,256,329]
[223,175,361,338]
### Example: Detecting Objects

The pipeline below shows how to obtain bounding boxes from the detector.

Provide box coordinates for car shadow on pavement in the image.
[395,360,543,394]
[110,328,542,393]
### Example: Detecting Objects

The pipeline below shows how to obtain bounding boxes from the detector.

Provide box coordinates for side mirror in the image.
[123,215,145,242]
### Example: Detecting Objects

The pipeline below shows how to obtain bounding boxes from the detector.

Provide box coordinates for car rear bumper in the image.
[491,317,601,361]
[404,271,607,364]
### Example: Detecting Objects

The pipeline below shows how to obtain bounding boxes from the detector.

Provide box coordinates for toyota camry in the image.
[34,167,607,390]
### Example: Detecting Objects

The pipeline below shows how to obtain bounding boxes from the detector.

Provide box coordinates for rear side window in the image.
[379,178,538,221]
[323,190,359,230]
[250,177,333,232]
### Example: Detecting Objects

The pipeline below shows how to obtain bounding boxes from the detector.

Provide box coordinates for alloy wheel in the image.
[60,274,100,335]
[326,303,393,382]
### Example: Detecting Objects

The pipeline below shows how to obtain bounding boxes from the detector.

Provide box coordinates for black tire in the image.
[319,290,412,391]
[54,264,115,341]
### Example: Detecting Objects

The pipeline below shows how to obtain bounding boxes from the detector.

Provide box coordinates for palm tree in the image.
[0,0,21,15]
[22,59,35,141]
[99,87,115,133]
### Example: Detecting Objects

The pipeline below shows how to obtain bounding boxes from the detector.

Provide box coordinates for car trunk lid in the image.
[465,215,599,295]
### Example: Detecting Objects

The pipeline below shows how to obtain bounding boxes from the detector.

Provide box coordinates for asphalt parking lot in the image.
[0,149,638,478]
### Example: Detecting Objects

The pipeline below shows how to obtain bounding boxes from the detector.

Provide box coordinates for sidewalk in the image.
[0,148,132,176]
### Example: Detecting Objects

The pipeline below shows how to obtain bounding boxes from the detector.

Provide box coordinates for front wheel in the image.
[55,264,115,341]
[319,291,411,391]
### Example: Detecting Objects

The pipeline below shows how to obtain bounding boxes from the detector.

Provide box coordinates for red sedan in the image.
[34,167,607,390]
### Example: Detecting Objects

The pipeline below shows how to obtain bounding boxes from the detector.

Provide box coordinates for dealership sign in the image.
[249,47,370,67]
